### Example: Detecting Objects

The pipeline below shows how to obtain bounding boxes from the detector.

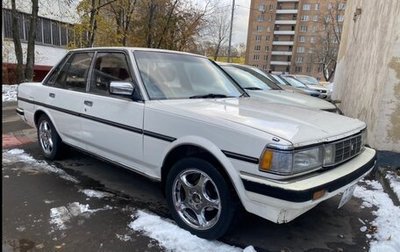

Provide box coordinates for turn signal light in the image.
[259,150,273,171]
[313,189,326,200]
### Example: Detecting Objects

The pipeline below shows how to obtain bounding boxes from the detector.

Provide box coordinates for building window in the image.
[299,36,305,42]
[255,35,262,41]
[253,54,260,60]
[315,3,320,10]
[2,8,70,47]
[311,26,317,33]
[265,46,269,51]
[256,25,264,32]
[295,66,303,72]
[303,4,311,10]
[258,4,266,12]
[338,3,346,10]
[313,15,318,22]
[265,35,270,41]
[306,65,312,73]
[254,45,261,51]
[296,56,303,63]
[257,15,265,22]
[310,37,315,43]
[263,55,268,61]
[300,25,307,32]
[267,26,271,32]
[337,15,344,22]
[297,47,305,53]
[301,15,309,21]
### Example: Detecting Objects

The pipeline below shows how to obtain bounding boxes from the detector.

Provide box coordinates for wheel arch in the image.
[160,136,245,203]
[33,109,63,141]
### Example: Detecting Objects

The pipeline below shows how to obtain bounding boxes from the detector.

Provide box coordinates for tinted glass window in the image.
[90,52,133,96]
[49,52,93,91]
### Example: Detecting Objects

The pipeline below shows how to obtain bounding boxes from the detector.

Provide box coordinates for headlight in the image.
[259,146,323,176]
[361,129,367,147]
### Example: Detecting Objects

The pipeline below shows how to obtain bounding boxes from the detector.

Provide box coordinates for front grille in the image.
[333,134,362,164]
[318,90,327,93]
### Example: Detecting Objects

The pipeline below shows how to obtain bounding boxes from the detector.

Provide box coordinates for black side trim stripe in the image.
[18,97,174,142]
[242,153,376,202]
[222,150,259,164]
[143,130,176,142]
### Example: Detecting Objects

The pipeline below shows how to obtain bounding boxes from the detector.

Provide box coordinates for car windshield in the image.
[280,76,308,88]
[222,65,281,91]
[269,74,288,85]
[134,51,244,100]
[296,76,319,85]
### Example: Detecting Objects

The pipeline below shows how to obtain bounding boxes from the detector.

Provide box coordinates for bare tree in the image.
[310,0,345,81]
[11,0,39,82]
[207,8,230,60]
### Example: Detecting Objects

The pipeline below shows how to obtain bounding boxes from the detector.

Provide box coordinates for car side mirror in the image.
[109,81,135,96]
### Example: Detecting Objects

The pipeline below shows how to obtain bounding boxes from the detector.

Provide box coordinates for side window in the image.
[50,52,93,92]
[90,52,133,96]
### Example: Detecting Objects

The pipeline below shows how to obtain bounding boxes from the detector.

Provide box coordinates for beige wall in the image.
[333,0,400,151]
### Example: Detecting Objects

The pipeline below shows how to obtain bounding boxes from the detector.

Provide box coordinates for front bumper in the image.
[239,147,376,223]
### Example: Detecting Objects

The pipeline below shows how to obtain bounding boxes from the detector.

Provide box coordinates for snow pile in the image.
[354,180,400,252]
[116,234,132,242]
[80,189,114,199]
[385,171,400,200]
[129,210,256,252]
[3,149,79,183]
[50,202,112,231]
[2,84,18,102]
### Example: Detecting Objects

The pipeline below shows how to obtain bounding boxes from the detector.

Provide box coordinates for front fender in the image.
[160,135,248,204]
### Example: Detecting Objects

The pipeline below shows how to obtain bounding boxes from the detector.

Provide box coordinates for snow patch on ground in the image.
[2,84,18,102]
[80,189,114,199]
[354,180,400,252]
[50,202,112,231]
[128,210,256,252]
[116,234,132,242]
[3,149,79,183]
[386,171,400,200]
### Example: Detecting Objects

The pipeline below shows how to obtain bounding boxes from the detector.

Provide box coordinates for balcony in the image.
[270,61,292,66]
[276,9,298,14]
[271,51,293,56]
[275,20,297,25]
[274,30,295,35]
[272,41,294,46]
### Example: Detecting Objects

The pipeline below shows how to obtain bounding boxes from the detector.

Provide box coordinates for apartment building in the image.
[2,0,78,84]
[245,0,346,79]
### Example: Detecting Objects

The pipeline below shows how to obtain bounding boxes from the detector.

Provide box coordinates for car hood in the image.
[306,84,328,91]
[247,90,336,110]
[153,98,365,146]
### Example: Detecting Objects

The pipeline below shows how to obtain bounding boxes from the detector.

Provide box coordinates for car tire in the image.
[37,115,62,160]
[165,157,237,239]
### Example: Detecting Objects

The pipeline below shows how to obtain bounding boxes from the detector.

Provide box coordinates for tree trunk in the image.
[146,1,156,47]
[11,0,24,83]
[25,0,39,81]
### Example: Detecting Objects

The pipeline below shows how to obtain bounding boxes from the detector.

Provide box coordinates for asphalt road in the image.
[2,101,374,252]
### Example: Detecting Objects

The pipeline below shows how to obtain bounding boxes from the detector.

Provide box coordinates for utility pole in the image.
[227,0,235,63]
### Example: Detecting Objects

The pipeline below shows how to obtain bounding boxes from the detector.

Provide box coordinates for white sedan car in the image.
[219,63,341,113]
[16,47,376,239]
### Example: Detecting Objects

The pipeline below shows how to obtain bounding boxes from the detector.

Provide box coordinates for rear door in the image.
[41,52,94,148]
[81,51,145,170]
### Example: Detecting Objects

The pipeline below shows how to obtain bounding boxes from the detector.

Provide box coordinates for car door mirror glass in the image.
[109,81,134,96]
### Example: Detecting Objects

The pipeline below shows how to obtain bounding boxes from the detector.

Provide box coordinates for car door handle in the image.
[84,100,93,106]
[49,93,55,98]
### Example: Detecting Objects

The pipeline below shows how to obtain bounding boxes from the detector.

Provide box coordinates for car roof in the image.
[69,47,206,58]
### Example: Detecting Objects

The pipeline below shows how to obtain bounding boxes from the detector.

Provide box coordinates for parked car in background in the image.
[287,74,329,99]
[219,63,341,113]
[260,72,309,95]
[277,75,322,98]
[17,47,376,239]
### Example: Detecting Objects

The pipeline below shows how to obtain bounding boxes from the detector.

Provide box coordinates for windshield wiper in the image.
[189,93,231,99]
[243,87,263,90]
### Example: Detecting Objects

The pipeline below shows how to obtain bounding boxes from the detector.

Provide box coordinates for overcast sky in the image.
[232,0,251,45]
